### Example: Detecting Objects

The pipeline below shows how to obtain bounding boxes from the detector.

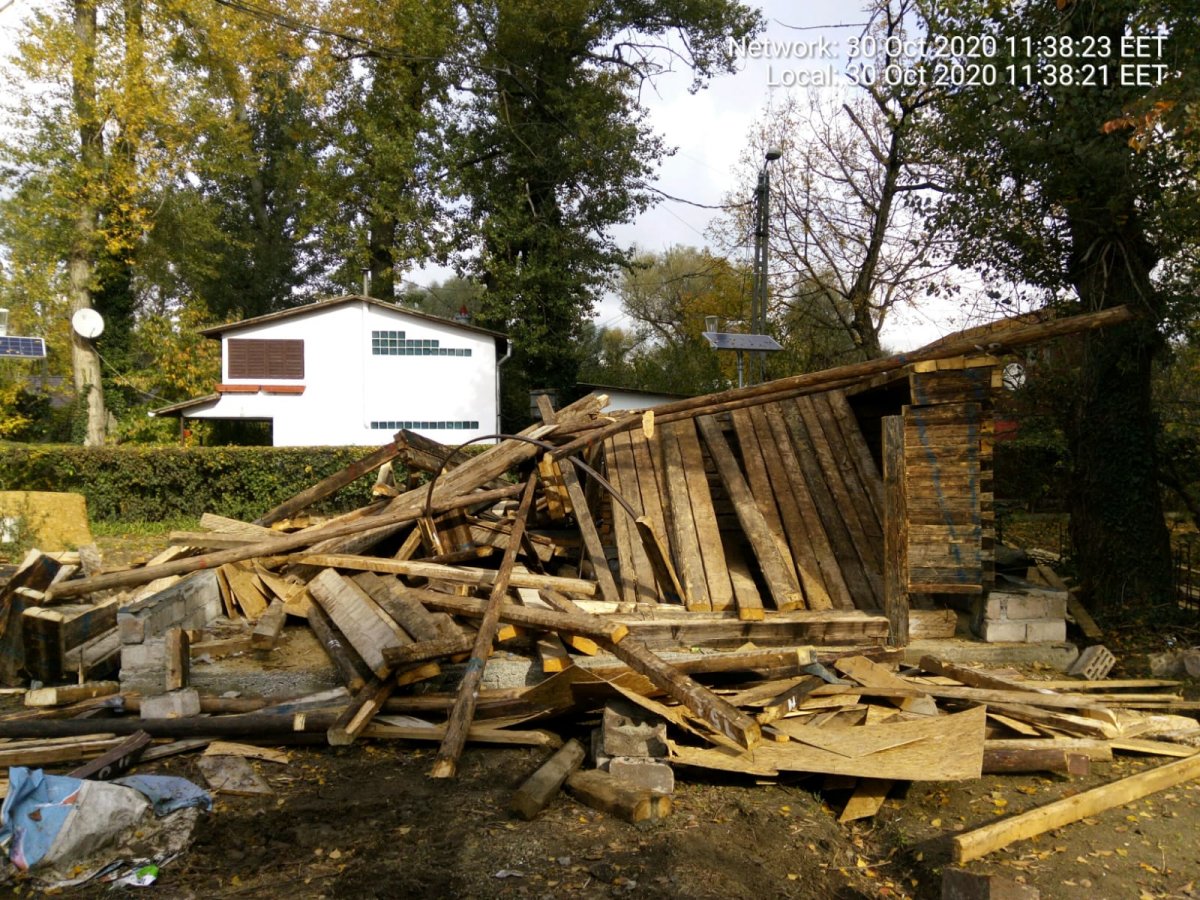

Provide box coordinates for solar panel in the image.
[0,336,47,359]
[701,332,783,352]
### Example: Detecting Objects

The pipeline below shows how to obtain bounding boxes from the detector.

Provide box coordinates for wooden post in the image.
[430,473,539,779]
[882,415,909,647]
[165,628,190,691]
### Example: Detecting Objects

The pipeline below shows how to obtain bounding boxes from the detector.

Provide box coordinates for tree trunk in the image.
[1065,224,1173,609]
[70,0,107,447]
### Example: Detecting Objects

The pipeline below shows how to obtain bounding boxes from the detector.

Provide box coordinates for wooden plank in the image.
[328,676,396,746]
[68,730,152,780]
[839,778,892,823]
[797,394,883,571]
[203,742,290,764]
[604,437,642,609]
[251,599,287,651]
[835,655,938,716]
[510,738,587,820]
[219,561,271,619]
[382,635,475,667]
[410,591,628,643]
[165,627,190,690]
[296,555,597,597]
[659,422,711,611]
[352,573,455,643]
[627,430,671,563]
[537,634,572,673]
[725,543,767,622]
[431,474,539,779]
[760,403,850,610]
[822,390,885,515]
[882,416,909,646]
[674,418,734,612]
[985,738,1113,761]
[983,746,1090,775]
[696,414,801,613]
[308,569,404,678]
[24,681,120,708]
[954,752,1200,863]
[23,597,119,684]
[557,459,622,606]
[615,430,659,605]
[729,407,800,590]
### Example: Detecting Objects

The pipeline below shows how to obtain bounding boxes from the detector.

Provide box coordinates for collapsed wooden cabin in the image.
[5,305,1193,856]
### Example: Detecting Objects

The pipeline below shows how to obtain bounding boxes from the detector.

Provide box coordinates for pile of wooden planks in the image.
[2,304,1184,846]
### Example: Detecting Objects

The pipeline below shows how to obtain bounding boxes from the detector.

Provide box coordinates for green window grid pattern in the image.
[371,330,472,357]
[370,420,481,430]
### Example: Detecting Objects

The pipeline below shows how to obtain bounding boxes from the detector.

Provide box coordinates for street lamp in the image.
[750,146,781,383]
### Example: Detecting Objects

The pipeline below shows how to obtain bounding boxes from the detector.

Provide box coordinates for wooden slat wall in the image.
[903,355,999,595]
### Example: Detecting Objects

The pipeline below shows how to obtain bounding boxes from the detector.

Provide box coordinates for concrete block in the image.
[607,757,674,795]
[1002,595,1048,620]
[980,595,1007,619]
[1024,619,1066,643]
[120,639,165,671]
[978,619,1027,643]
[140,688,201,719]
[942,867,1039,899]
[118,615,146,645]
[601,699,668,759]
[591,727,611,769]
[1067,644,1115,679]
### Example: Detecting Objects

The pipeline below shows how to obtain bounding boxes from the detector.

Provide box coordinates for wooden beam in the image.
[255,435,407,526]
[294,554,597,597]
[954,752,1200,863]
[327,676,396,747]
[251,598,287,651]
[165,628,190,691]
[411,591,628,644]
[431,474,539,779]
[305,593,372,692]
[882,416,909,646]
[510,738,587,820]
[565,769,671,823]
[308,569,405,678]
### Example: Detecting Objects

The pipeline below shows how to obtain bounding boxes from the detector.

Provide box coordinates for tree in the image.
[447,0,762,423]
[719,0,947,363]
[919,0,1200,608]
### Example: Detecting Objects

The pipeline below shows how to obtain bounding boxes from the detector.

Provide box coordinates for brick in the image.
[1024,619,1066,643]
[140,688,201,719]
[978,619,1027,643]
[942,867,1039,899]
[607,757,674,795]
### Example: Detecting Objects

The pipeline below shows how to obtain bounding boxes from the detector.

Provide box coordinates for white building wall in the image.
[597,388,685,412]
[190,300,499,447]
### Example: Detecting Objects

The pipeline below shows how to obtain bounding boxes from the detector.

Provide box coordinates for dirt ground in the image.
[3,524,1197,898]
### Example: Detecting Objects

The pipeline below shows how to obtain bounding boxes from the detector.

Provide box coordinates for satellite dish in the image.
[72,308,105,339]
[1002,362,1026,391]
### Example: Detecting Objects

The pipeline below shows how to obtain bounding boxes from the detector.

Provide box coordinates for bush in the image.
[0,444,397,522]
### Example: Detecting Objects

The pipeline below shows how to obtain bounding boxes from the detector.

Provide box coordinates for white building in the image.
[152,295,509,446]
[576,382,690,413]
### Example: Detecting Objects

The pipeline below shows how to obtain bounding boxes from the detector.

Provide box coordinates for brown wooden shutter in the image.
[227,339,304,379]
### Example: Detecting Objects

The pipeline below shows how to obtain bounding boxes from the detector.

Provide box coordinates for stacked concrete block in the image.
[973,577,1067,643]
[592,699,674,796]
[118,570,222,688]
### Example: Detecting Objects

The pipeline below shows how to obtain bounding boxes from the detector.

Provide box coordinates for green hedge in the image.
[0,444,399,522]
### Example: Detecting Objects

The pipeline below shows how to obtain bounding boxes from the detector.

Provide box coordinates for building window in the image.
[371,331,472,357]
[227,339,304,379]
[370,420,480,430]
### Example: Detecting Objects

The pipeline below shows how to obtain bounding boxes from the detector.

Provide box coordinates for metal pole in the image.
[736,350,744,388]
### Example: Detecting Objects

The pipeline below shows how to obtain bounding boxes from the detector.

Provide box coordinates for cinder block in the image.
[120,639,165,671]
[1024,619,1066,643]
[140,688,201,719]
[1067,645,1115,679]
[1003,595,1049,620]
[978,619,1027,643]
[942,867,1039,899]
[118,614,145,645]
[607,757,674,795]
[601,700,668,759]
[981,595,1008,619]
[591,727,611,769]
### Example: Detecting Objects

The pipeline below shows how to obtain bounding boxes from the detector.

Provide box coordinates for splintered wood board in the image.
[197,754,272,795]
[671,705,985,781]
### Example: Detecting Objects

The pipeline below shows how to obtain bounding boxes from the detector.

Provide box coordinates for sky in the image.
[0,0,982,351]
